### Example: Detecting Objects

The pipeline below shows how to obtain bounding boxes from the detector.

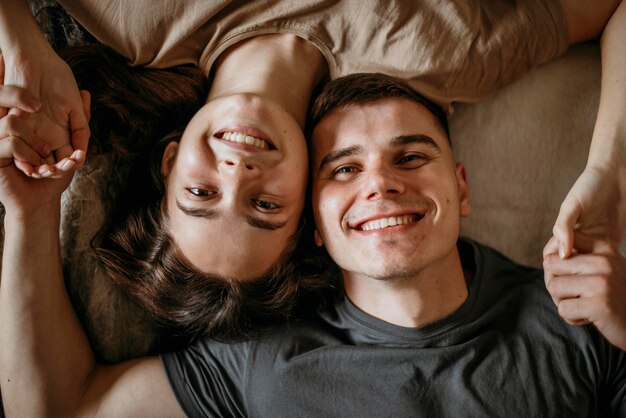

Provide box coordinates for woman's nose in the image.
[219,157,261,179]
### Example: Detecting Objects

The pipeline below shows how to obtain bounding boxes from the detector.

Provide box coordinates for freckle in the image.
[446,198,450,204]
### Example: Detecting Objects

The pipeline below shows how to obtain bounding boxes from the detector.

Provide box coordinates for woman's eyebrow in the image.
[176,200,286,231]
[245,216,287,231]
[176,201,219,218]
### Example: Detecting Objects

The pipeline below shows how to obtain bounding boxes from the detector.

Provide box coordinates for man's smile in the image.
[354,213,424,231]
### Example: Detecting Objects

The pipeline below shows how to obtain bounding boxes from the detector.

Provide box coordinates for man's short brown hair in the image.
[309,73,449,139]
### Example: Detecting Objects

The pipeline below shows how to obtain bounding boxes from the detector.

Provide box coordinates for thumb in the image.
[543,235,559,259]
[80,90,91,122]
[553,201,580,259]
[0,53,5,84]
[69,91,91,153]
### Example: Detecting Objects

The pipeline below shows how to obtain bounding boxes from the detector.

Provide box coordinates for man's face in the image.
[311,98,470,280]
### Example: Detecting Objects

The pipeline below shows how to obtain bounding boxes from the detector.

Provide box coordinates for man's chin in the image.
[353,263,425,282]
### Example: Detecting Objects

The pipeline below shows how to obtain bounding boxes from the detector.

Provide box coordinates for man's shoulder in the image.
[461,237,543,288]
[463,238,610,351]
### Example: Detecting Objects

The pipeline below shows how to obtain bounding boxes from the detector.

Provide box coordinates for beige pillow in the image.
[452,42,625,268]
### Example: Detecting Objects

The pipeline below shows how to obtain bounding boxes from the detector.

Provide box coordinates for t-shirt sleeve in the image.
[160,338,251,418]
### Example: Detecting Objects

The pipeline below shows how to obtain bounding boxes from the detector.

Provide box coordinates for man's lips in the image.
[351,212,426,232]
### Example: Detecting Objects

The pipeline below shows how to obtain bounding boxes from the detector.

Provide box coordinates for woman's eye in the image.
[253,199,280,211]
[186,187,211,197]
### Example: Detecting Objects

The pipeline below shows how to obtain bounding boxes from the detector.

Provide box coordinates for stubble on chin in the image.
[364,264,426,282]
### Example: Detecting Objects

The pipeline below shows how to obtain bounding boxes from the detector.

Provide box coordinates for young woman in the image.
[1,3,332,340]
[1,0,624,341]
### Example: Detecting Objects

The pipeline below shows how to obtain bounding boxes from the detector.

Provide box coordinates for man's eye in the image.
[186,187,211,197]
[252,199,280,211]
[332,166,359,176]
[330,165,360,180]
[397,154,427,165]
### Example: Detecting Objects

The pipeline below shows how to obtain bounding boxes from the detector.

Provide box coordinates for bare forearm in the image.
[589,0,626,170]
[0,0,52,56]
[0,206,96,417]
[551,0,626,254]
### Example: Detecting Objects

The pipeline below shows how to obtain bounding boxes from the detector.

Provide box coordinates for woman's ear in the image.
[161,142,179,178]
[314,230,324,247]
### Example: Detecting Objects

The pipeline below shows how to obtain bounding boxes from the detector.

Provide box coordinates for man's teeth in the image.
[222,131,268,149]
[361,215,417,231]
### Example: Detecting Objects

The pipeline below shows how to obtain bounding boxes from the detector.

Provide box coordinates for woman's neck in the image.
[208,34,328,128]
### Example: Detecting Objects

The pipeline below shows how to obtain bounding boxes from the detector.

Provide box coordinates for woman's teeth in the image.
[222,131,268,150]
[361,215,418,231]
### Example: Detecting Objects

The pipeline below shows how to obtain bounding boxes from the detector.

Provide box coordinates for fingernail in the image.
[559,244,566,259]
[41,144,51,156]
[61,159,75,172]
[74,150,86,162]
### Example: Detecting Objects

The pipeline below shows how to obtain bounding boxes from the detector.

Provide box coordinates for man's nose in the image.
[361,166,405,200]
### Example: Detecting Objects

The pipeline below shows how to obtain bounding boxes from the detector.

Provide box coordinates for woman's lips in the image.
[215,127,276,150]
[220,131,269,150]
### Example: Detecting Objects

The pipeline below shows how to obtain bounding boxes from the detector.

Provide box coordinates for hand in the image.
[0,149,84,218]
[0,82,48,171]
[544,233,626,351]
[11,89,91,179]
[0,45,90,175]
[0,83,87,216]
[0,54,91,178]
[0,105,85,216]
[551,165,626,259]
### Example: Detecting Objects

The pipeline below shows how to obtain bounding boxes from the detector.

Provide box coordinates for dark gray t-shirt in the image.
[161,240,626,417]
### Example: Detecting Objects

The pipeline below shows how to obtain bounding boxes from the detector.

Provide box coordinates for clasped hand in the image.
[544,232,626,351]
[552,164,626,258]
[0,55,88,216]
[0,48,90,178]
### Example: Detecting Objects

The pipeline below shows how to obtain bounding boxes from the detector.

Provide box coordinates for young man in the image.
[1,73,625,417]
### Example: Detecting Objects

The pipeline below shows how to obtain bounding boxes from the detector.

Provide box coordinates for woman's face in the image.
[161,93,308,280]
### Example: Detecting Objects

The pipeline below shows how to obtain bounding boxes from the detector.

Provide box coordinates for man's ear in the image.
[314,230,324,247]
[455,163,471,217]
[161,142,179,178]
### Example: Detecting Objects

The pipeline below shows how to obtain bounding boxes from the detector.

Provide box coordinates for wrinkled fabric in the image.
[57,0,568,111]
[162,240,626,417]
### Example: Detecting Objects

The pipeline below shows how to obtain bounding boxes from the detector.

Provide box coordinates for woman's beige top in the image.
[57,0,569,111]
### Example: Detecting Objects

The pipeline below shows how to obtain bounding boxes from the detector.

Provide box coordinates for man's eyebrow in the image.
[390,134,441,151]
[318,145,363,171]
[176,200,287,231]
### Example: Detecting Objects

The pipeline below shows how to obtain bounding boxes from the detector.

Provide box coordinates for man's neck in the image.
[342,249,470,328]
[208,34,328,128]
